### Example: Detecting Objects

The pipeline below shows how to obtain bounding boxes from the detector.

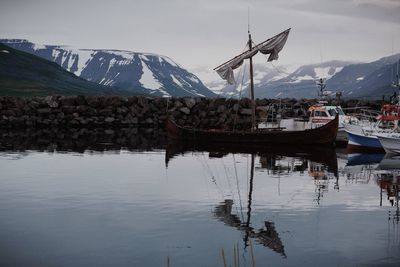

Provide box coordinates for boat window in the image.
[328,109,337,116]
[336,108,345,115]
[315,111,328,117]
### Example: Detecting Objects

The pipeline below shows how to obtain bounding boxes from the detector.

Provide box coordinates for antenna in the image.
[247,7,250,35]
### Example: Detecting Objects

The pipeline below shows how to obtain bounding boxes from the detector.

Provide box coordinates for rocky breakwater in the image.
[0,96,310,130]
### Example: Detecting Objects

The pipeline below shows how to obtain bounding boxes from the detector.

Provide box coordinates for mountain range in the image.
[0,39,215,97]
[1,38,398,99]
[200,55,400,100]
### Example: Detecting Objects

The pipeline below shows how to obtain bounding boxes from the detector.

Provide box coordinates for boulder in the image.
[180,107,190,115]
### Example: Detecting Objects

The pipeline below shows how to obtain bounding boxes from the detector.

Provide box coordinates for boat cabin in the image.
[308,104,345,125]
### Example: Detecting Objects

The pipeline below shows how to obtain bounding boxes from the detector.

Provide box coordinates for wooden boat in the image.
[166,114,338,145]
[166,28,338,145]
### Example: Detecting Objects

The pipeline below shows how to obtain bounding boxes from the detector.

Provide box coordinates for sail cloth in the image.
[215,28,291,85]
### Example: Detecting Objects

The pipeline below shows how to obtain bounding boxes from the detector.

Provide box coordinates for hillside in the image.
[0,43,134,96]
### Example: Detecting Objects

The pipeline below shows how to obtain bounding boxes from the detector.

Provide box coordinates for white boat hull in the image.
[376,134,400,154]
[343,122,382,148]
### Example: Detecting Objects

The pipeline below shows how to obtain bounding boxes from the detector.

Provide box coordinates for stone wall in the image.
[0,96,310,129]
[0,96,383,129]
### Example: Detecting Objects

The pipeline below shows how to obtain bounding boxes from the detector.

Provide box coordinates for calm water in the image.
[0,140,400,266]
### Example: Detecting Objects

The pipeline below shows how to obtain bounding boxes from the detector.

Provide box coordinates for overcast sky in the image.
[1,0,399,73]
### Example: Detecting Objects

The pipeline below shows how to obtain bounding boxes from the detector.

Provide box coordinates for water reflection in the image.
[341,152,400,227]
[214,199,286,257]
[214,153,286,257]
[0,127,166,152]
[2,131,400,266]
[166,142,341,261]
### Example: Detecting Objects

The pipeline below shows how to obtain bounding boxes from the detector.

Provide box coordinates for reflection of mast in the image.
[244,154,255,246]
[213,154,286,257]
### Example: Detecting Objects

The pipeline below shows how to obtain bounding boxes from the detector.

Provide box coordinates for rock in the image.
[174,100,183,108]
[99,109,113,116]
[76,105,89,113]
[62,106,75,114]
[37,108,51,115]
[145,118,153,124]
[217,105,226,113]
[104,117,115,123]
[117,106,128,114]
[59,96,76,106]
[86,96,99,108]
[180,107,190,115]
[184,98,196,109]
[105,129,115,135]
[240,108,252,115]
[45,96,59,108]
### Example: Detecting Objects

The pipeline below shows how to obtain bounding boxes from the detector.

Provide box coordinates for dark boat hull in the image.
[166,114,338,145]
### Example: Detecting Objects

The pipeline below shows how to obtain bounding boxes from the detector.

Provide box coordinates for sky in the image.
[1,0,399,76]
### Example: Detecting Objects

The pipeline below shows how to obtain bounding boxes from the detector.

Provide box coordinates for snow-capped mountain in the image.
[326,54,400,99]
[207,61,350,99]
[205,56,399,100]
[0,39,216,97]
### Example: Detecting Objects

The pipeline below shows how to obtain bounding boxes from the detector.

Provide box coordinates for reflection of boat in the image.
[378,154,400,170]
[376,170,400,222]
[346,153,385,166]
[165,141,338,176]
[166,28,338,146]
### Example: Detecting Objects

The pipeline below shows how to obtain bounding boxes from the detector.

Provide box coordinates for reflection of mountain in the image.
[214,199,286,257]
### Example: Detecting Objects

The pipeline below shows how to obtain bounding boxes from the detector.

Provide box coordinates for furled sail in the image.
[214,28,291,85]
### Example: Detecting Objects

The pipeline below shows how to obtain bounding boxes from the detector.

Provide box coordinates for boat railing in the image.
[343,107,380,123]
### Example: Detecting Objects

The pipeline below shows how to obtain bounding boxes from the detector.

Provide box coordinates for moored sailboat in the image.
[166,28,339,145]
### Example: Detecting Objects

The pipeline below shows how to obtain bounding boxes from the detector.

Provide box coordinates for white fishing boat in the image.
[306,78,356,143]
[308,103,351,142]
[344,104,400,149]
[344,59,400,150]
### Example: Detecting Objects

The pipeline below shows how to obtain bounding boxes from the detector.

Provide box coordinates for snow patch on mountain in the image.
[171,74,183,87]
[290,75,314,83]
[139,59,169,96]
[163,56,180,68]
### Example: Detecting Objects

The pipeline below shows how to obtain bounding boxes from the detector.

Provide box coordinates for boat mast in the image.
[248,31,256,132]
